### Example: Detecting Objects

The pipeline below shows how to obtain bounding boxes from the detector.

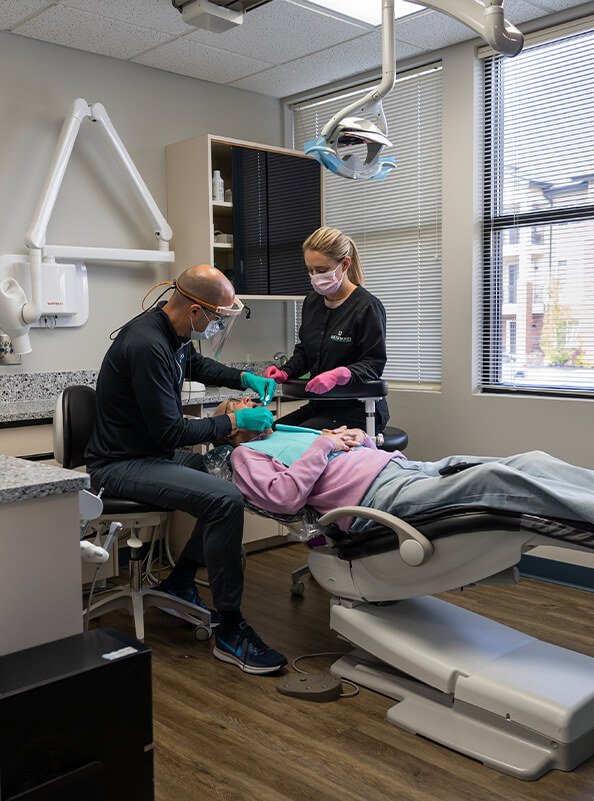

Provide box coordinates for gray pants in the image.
[90,450,245,612]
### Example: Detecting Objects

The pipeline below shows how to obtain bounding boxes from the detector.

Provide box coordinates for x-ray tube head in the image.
[0,277,32,354]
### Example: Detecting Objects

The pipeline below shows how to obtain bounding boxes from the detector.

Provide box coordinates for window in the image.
[507,264,518,304]
[482,27,594,394]
[292,64,442,384]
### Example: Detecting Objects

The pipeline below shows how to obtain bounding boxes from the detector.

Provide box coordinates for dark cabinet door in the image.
[267,152,321,295]
[232,147,269,294]
[232,147,320,295]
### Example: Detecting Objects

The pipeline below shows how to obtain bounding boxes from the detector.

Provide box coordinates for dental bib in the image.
[240,424,348,466]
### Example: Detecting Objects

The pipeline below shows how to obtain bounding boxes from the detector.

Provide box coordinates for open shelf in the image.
[212,201,233,217]
[213,242,233,250]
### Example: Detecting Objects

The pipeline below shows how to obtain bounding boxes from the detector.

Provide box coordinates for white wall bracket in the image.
[0,97,175,354]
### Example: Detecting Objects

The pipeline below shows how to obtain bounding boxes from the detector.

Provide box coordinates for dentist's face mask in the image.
[310,262,345,296]
[190,306,225,341]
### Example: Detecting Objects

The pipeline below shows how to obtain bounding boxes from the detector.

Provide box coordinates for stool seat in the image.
[101,496,168,516]
[377,426,408,452]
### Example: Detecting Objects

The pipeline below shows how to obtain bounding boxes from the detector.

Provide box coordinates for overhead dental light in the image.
[0,98,174,355]
[305,0,524,181]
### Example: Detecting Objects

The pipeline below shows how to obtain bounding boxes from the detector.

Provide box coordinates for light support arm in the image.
[422,0,522,56]
[321,0,395,142]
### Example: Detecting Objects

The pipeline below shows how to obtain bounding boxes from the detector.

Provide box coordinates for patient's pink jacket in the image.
[230,434,402,531]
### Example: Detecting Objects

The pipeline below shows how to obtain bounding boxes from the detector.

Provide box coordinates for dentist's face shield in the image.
[140,279,245,359]
[175,281,244,359]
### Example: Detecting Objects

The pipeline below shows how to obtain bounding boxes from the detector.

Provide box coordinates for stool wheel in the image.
[194,625,212,642]
[290,582,305,597]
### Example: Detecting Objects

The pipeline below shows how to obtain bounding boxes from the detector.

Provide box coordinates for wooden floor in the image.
[96,543,594,801]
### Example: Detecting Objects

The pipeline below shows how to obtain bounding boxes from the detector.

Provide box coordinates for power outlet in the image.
[0,334,22,365]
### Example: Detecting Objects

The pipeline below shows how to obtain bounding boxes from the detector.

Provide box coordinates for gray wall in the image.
[0,30,285,372]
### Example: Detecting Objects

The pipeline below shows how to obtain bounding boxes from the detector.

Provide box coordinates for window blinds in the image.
[482,28,594,395]
[292,64,443,384]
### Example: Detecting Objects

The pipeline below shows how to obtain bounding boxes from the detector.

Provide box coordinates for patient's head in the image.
[214,396,273,446]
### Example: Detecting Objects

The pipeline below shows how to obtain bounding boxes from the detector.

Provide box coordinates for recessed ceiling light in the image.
[303,0,425,26]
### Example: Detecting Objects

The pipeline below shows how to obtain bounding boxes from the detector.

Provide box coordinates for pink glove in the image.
[305,366,351,394]
[263,365,288,383]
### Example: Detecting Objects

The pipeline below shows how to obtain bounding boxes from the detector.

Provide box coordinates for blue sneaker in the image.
[213,622,287,674]
[156,578,221,627]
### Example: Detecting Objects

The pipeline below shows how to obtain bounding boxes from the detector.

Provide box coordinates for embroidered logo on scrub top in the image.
[330,329,352,343]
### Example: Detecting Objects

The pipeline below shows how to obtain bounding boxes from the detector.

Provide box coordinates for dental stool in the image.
[53,385,212,641]
[279,379,407,593]
[281,378,408,451]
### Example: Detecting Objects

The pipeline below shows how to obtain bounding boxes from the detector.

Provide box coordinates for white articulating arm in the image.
[1,96,176,345]
[318,506,434,566]
[424,0,523,56]
[89,103,172,244]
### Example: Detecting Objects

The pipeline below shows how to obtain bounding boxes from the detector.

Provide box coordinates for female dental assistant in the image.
[264,226,389,432]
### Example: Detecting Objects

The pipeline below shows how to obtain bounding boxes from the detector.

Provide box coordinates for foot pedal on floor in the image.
[277,672,342,702]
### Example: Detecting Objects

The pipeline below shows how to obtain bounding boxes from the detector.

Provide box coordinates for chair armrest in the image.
[281,379,388,401]
[318,506,434,566]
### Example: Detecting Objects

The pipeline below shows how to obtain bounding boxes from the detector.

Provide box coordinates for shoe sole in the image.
[213,645,287,674]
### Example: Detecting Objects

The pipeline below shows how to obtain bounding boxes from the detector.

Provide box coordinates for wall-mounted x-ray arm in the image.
[0,97,174,353]
[305,0,523,181]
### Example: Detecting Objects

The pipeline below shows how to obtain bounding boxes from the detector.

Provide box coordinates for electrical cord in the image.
[292,652,359,698]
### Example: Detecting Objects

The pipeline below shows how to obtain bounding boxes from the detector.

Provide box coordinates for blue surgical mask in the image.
[190,308,225,341]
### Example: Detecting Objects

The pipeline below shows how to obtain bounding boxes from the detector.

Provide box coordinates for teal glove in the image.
[241,372,276,405]
[234,407,274,432]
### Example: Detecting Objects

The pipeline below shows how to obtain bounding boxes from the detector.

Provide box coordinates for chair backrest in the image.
[53,385,97,469]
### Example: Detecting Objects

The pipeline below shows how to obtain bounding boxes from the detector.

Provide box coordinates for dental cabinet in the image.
[0,455,88,657]
[165,134,321,295]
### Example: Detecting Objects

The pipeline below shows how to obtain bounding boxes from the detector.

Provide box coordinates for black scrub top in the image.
[282,286,389,429]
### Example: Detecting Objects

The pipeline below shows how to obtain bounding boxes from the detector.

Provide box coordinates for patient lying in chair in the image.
[215,397,594,536]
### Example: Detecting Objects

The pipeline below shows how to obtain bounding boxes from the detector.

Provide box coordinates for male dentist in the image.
[86,264,286,675]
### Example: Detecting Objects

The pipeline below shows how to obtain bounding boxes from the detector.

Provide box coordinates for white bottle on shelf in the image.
[212,170,225,202]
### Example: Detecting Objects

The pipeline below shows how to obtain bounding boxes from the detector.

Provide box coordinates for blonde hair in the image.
[303,227,364,286]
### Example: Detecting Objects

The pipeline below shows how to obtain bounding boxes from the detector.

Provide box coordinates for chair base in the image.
[85,588,211,642]
[328,597,594,780]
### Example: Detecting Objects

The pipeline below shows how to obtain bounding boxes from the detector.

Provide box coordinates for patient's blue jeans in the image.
[352,450,594,532]
[90,450,245,612]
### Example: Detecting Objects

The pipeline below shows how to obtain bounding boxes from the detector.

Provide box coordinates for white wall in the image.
[388,38,594,472]
[0,31,285,372]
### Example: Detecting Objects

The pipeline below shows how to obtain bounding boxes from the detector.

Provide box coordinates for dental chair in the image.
[53,385,212,641]
[305,504,594,780]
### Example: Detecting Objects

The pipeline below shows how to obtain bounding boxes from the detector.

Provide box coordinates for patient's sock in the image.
[168,556,199,589]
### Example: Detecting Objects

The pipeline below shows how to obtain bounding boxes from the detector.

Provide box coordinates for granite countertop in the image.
[0,455,89,505]
[0,364,280,425]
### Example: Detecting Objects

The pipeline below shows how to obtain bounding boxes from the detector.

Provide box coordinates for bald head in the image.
[173,264,235,309]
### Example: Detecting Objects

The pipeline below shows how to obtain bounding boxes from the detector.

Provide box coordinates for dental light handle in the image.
[321,0,395,140]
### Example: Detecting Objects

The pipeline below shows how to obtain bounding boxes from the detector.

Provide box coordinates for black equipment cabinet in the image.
[0,629,153,801]
[232,146,321,295]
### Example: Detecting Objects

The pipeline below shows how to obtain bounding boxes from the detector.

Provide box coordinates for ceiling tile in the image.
[59,0,192,35]
[394,9,481,49]
[525,0,593,10]
[13,5,173,58]
[230,31,423,97]
[185,0,369,65]
[499,0,551,22]
[0,0,55,31]
[133,35,271,83]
